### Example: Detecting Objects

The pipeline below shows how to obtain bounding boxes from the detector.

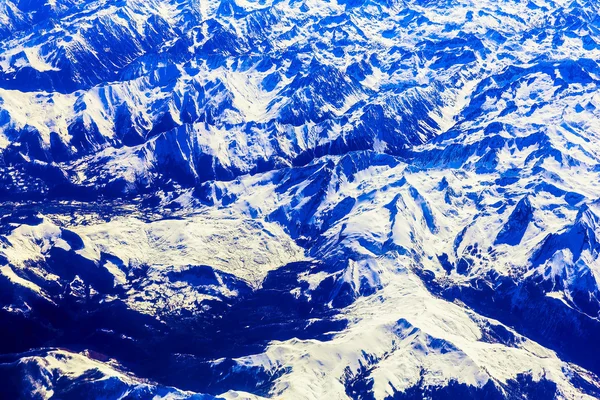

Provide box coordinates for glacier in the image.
[1,0,600,398]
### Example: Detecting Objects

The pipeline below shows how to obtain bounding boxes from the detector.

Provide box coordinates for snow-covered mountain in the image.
[1,0,600,398]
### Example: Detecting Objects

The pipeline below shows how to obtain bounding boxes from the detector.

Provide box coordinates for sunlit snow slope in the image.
[1,0,600,398]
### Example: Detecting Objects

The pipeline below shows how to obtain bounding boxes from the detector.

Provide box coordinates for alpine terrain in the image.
[1,0,600,398]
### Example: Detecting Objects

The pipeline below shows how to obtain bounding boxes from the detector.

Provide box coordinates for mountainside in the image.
[1,0,600,399]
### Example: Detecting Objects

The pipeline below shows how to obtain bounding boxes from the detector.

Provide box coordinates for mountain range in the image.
[1,0,600,398]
